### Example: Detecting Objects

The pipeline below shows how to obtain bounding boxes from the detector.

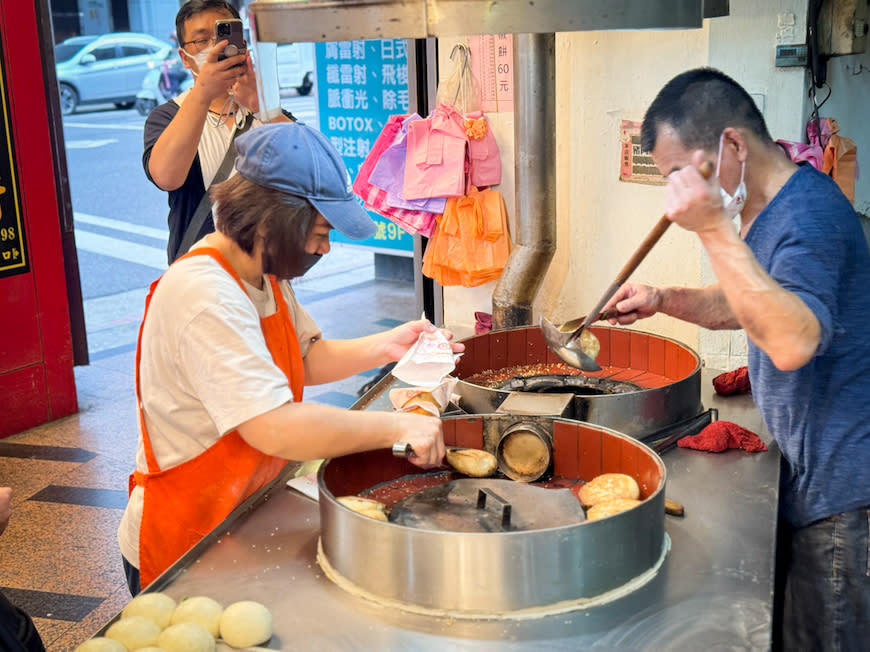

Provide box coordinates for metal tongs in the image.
[542,161,715,371]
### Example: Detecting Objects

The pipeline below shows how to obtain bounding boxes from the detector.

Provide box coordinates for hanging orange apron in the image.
[130,247,305,588]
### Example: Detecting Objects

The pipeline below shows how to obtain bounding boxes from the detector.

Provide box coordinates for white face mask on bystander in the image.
[716,132,747,219]
[183,45,242,126]
[183,47,210,73]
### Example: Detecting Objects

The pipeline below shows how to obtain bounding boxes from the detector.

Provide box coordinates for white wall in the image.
[80,0,111,35]
[439,1,813,372]
[700,0,810,370]
[823,47,870,217]
[544,27,710,358]
[128,0,180,41]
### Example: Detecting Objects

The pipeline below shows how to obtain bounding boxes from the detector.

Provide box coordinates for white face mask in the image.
[182,46,210,74]
[716,132,746,219]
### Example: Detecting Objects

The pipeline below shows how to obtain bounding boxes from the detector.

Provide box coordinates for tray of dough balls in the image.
[75,592,275,652]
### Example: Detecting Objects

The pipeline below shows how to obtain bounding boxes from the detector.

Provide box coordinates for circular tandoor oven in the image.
[317,414,667,619]
[453,325,702,439]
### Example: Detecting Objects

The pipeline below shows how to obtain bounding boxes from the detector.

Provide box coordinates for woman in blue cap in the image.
[119,122,464,594]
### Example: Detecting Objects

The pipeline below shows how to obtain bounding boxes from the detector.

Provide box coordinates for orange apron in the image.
[130,247,304,588]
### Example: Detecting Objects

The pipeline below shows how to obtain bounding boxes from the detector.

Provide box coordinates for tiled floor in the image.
[0,250,416,651]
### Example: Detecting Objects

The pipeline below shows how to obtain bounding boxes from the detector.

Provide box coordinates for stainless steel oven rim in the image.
[315,532,671,621]
[317,415,668,616]
[452,325,703,439]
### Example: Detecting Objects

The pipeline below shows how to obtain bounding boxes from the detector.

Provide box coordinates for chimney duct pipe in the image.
[492,32,557,328]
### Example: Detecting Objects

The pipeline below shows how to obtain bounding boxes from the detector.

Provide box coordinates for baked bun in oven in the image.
[336,496,389,521]
[587,498,642,520]
[577,472,640,508]
[446,448,498,477]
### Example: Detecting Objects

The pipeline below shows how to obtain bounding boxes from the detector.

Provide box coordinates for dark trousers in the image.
[781,508,870,651]
[0,589,45,652]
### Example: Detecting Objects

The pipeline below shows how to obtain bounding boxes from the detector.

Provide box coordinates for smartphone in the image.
[214,18,246,62]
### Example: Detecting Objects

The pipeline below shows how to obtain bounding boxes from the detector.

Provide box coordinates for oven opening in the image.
[497,374,642,396]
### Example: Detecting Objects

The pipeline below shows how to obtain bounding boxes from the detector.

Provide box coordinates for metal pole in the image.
[492,32,557,328]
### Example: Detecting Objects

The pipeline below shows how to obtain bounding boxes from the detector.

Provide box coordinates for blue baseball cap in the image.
[234,122,376,240]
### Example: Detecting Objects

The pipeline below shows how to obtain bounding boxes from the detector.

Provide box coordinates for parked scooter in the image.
[135,55,192,116]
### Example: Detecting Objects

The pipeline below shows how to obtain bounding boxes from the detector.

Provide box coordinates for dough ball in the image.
[157,622,215,652]
[121,591,177,628]
[219,600,272,648]
[587,498,642,520]
[170,595,223,637]
[577,473,640,508]
[134,648,167,652]
[105,615,161,650]
[73,638,127,652]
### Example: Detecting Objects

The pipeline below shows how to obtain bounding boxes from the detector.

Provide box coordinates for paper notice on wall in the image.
[469,35,514,113]
[619,120,667,186]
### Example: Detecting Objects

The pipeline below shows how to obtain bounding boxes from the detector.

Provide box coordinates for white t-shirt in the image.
[173,90,264,188]
[117,250,320,566]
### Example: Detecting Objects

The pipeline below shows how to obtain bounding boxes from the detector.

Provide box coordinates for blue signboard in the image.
[315,39,413,253]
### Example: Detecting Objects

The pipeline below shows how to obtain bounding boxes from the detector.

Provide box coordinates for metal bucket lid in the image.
[388,478,584,532]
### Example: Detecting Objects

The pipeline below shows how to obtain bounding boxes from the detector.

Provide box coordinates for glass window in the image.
[91,45,117,62]
[55,43,86,63]
[120,45,151,58]
[54,36,99,63]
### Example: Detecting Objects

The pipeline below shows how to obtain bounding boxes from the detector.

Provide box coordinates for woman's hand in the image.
[390,412,446,468]
[302,320,464,387]
[381,319,465,362]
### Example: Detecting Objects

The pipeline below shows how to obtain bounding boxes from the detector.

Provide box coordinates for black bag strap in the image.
[175,113,254,261]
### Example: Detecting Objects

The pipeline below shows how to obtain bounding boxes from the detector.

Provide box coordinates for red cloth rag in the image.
[678,421,767,453]
[474,311,492,334]
[713,366,751,396]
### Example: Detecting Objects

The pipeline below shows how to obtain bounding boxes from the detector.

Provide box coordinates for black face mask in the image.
[299,252,323,274]
[262,247,322,280]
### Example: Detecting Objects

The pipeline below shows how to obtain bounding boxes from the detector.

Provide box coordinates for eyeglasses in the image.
[181,37,216,53]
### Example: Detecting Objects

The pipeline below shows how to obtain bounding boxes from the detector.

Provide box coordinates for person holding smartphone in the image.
[144,0,295,265]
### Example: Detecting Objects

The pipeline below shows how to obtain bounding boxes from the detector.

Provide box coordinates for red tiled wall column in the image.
[551,420,663,499]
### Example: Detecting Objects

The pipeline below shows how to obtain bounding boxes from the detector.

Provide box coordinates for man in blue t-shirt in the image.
[604,67,870,650]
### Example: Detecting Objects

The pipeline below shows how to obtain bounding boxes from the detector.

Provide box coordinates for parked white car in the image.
[55,32,174,115]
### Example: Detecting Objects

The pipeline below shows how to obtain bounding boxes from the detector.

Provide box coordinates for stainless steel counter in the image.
[114,369,779,650]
